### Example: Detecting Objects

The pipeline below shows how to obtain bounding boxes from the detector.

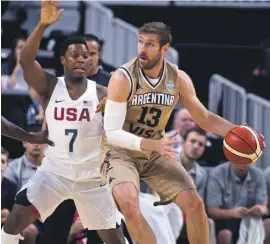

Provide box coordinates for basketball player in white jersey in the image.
[1,1,127,244]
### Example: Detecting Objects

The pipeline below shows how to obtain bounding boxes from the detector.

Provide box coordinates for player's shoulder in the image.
[96,83,107,101]
[111,68,131,85]
[177,69,191,81]
[165,59,179,71]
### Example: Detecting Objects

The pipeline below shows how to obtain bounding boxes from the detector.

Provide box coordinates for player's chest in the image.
[49,99,97,123]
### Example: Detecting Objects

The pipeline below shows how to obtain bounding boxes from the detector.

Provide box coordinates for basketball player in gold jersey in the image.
[101,22,264,244]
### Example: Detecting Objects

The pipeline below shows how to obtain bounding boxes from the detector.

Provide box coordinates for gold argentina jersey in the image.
[120,57,179,140]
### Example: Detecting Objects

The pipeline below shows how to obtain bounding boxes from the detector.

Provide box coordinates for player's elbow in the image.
[19,53,28,68]
[19,49,33,68]
[104,129,119,145]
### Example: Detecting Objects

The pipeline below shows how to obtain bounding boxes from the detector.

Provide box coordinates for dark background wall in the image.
[105,4,270,104]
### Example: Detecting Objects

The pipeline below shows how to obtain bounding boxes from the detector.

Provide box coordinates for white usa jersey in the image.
[43,77,103,179]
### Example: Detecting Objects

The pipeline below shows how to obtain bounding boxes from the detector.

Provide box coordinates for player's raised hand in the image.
[40,0,64,26]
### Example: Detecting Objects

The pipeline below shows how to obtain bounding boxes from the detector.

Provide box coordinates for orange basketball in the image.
[223,125,265,166]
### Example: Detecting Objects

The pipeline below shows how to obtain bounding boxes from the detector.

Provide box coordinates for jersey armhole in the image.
[118,67,133,102]
[44,77,61,116]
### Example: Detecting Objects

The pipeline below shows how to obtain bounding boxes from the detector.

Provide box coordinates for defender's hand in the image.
[40,0,64,27]
[29,130,55,146]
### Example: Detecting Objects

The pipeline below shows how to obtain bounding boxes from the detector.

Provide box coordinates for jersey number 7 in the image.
[65,129,78,152]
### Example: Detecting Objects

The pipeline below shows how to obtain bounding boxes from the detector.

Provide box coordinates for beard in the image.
[139,51,161,70]
[73,76,85,83]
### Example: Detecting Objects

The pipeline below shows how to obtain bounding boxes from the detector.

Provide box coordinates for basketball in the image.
[223,125,265,166]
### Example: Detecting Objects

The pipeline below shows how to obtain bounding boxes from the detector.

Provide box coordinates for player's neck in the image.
[180,153,195,171]
[143,59,164,79]
[25,152,42,167]
[64,76,87,90]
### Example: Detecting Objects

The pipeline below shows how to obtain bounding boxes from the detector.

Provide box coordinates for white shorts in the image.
[19,166,122,230]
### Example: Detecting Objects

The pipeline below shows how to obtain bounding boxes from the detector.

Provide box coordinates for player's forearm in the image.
[105,129,142,151]
[104,100,142,151]
[1,117,34,143]
[207,206,236,220]
[199,112,236,137]
[20,22,47,66]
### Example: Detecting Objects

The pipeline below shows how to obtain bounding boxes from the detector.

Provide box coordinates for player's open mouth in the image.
[139,57,148,62]
[73,68,85,72]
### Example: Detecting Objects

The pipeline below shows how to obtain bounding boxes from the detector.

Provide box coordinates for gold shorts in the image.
[100,143,195,201]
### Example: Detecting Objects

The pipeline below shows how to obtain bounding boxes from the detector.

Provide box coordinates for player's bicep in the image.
[107,69,131,102]
[178,71,209,124]
[22,61,57,96]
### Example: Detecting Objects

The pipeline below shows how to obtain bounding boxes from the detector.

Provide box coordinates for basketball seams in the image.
[241,126,262,156]
[229,131,258,156]
[223,126,263,165]
[223,139,256,161]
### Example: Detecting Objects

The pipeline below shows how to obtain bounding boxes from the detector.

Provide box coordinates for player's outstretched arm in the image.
[104,70,178,158]
[19,0,63,96]
[1,116,54,146]
[178,70,236,137]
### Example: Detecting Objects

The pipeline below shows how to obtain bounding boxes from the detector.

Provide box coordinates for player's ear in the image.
[98,51,102,59]
[162,43,169,53]
[60,56,65,65]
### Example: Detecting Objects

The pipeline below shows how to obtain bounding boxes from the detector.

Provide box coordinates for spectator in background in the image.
[166,107,196,153]
[180,128,208,199]
[83,34,111,87]
[1,36,29,91]
[1,147,17,226]
[264,166,270,243]
[207,162,268,244]
[177,128,210,244]
[27,87,44,125]
[4,124,45,191]
[97,39,116,73]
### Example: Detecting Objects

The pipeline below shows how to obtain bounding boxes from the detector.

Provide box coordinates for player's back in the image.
[44,77,103,170]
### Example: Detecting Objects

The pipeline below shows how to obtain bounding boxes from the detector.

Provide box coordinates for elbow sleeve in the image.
[104,99,142,151]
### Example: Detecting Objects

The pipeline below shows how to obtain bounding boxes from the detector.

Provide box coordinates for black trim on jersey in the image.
[119,67,133,101]
[140,61,165,89]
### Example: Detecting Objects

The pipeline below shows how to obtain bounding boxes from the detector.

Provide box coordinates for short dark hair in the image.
[59,36,89,57]
[1,146,9,156]
[25,124,42,133]
[83,34,102,52]
[183,128,207,141]
[139,22,172,47]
